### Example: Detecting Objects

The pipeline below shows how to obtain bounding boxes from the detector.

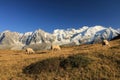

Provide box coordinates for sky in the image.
[0,0,120,33]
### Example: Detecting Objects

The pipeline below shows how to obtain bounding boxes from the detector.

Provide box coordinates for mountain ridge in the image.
[0,26,119,50]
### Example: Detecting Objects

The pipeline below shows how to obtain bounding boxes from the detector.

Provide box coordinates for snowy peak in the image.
[53,26,119,45]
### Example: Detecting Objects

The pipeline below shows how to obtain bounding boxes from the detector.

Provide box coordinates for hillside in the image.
[0,39,119,80]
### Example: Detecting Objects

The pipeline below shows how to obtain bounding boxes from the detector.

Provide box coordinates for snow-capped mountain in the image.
[0,26,119,50]
[53,26,119,45]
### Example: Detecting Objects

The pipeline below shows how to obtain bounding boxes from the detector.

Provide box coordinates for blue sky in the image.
[0,0,120,33]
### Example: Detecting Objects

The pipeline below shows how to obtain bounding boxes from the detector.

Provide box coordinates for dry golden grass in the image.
[0,39,120,80]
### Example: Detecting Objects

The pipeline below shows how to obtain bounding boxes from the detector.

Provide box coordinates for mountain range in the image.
[0,26,119,50]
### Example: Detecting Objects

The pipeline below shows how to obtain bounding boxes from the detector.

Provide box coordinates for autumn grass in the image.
[0,39,120,80]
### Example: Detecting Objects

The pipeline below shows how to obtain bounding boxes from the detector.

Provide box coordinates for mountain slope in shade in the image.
[20,32,33,45]
[111,34,120,40]
[0,26,119,50]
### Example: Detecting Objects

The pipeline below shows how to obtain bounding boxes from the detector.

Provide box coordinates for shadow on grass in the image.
[22,54,92,74]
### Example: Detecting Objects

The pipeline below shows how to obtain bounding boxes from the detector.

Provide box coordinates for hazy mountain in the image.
[0,26,119,50]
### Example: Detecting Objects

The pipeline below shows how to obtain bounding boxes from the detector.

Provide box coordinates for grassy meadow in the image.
[0,39,120,80]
